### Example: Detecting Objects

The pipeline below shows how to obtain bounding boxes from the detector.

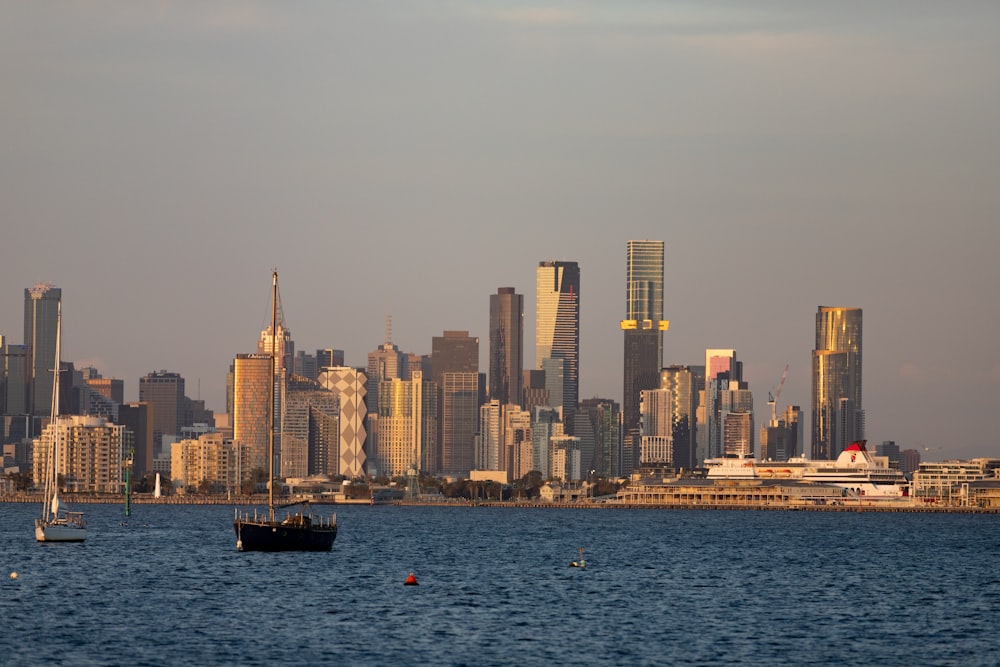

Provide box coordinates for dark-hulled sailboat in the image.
[233,270,337,552]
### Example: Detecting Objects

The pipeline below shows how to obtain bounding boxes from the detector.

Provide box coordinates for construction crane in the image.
[768,364,789,427]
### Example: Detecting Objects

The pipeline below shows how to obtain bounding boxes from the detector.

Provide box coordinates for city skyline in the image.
[1,3,997,460]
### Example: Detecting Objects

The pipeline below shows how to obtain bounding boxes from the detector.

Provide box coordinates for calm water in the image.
[1,502,998,666]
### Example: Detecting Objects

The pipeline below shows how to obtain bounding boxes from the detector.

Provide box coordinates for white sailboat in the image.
[154,472,161,499]
[35,301,87,542]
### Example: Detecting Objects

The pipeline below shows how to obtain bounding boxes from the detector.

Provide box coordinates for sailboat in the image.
[233,270,337,552]
[154,472,161,499]
[35,301,87,542]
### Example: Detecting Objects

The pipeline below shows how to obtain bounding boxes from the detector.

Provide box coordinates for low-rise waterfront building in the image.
[539,482,585,503]
[912,458,1000,502]
[615,477,846,506]
[968,480,1000,509]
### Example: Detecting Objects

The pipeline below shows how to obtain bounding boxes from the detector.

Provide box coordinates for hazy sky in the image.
[2,2,997,460]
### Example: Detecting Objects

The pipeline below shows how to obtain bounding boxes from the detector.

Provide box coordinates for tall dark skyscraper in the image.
[489,287,523,407]
[2,340,28,417]
[139,370,186,455]
[812,306,863,460]
[118,402,153,478]
[536,260,580,434]
[432,331,480,476]
[621,241,667,461]
[24,283,61,417]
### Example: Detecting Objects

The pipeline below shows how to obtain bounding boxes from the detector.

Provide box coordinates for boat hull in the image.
[233,519,337,552]
[35,519,87,543]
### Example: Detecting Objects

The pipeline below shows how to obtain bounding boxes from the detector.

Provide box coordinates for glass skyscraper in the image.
[489,287,523,407]
[24,283,61,417]
[621,241,667,462]
[625,241,665,330]
[536,261,580,434]
[660,365,701,470]
[812,306,863,460]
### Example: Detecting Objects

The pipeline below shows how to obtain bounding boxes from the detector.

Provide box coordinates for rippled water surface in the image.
[1,503,998,666]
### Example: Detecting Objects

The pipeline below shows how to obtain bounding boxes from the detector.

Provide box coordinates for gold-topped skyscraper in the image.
[812,306,863,460]
[621,241,668,472]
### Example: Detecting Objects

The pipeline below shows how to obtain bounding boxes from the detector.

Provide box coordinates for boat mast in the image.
[268,270,277,522]
[46,302,63,521]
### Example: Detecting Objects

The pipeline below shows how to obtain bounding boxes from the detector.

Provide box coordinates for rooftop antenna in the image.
[385,313,393,347]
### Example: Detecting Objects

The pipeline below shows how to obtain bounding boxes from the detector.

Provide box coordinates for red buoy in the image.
[404,572,418,586]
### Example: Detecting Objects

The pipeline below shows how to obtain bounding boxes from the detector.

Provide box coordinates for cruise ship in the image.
[705,441,910,498]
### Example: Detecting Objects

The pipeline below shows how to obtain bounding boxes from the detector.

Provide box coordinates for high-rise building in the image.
[877,440,902,470]
[721,384,754,457]
[317,366,368,478]
[697,350,747,463]
[639,388,673,467]
[281,375,339,479]
[170,432,239,494]
[621,241,668,458]
[541,357,565,417]
[812,306,863,460]
[432,331,480,477]
[374,371,438,477]
[531,406,563,478]
[82,371,124,404]
[293,351,318,381]
[139,371,187,456]
[24,283,61,418]
[477,400,503,472]
[660,365,701,470]
[258,320,293,377]
[439,372,478,476]
[118,402,153,478]
[476,400,531,480]
[536,261,580,434]
[0,334,6,415]
[316,349,345,369]
[550,435,582,481]
[367,327,406,415]
[32,415,132,493]
[521,370,549,416]
[2,340,29,417]
[724,412,754,457]
[579,398,620,478]
[489,288,523,407]
[572,412,596,478]
[406,353,432,381]
[504,406,533,480]
[432,331,479,382]
[232,355,272,475]
[73,368,123,421]
[760,404,802,461]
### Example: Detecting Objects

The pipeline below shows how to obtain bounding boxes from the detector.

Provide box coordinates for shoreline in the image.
[3,493,998,513]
